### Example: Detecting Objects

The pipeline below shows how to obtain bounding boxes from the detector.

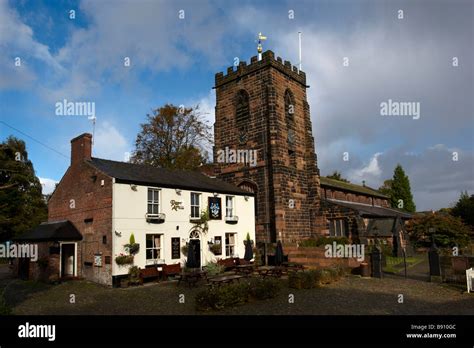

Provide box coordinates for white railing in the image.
[225,215,239,223]
[145,213,166,221]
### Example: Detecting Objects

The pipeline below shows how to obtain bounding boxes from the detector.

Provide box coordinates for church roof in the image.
[320,177,388,199]
[324,198,412,219]
[88,157,252,196]
[366,218,404,237]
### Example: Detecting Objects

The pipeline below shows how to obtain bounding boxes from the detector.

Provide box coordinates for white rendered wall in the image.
[112,183,255,276]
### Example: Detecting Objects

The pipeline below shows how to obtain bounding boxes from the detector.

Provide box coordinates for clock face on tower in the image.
[238,131,248,144]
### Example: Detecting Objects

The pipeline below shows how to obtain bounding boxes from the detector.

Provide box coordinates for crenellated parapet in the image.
[215,50,307,88]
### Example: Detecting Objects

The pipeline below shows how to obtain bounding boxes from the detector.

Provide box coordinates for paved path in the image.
[3,272,473,315]
[388,257,430,282]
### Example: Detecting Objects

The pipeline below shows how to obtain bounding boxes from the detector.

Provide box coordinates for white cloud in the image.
[93,121,130,161]
[39,177,58,195]
[348,152,383,185]
[40,0,230,100]
[0,1,63,71]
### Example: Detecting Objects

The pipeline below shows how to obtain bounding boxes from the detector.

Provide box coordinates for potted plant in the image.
[181,244,189,256]
[209,243,221,255]
[124,233,140,255]
[243,232,254,246]
[128,266,141,286]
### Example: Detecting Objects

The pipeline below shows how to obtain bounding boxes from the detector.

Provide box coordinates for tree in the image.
[131,104,212,170]
[406,212,471,249]
[326,171,350,183]
[378,179,393,197]
[0,136,47,241]
[451,191,474,229]
[388,164,416,212]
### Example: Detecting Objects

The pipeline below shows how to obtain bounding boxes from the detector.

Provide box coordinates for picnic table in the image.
[234,264,254,277]
[256,266,284,278]
[177,269,206,288]
[208,274,244,288]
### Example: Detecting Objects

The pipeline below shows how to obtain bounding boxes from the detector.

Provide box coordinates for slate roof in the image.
[324,199,413,219]
[88,157,252,196]
[320,177,388,199]
[366,218,402,237]
[14,220,83,242]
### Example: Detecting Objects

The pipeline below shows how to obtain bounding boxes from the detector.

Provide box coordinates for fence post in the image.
[371,246,383,278]
[428,242,442,283]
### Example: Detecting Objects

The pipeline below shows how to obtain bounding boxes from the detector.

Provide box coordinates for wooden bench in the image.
[163,263,182,280]
[217,258,237,271]
[139,267,160,284]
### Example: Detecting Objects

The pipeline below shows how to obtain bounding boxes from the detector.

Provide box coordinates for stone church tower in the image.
[213,50,323,244]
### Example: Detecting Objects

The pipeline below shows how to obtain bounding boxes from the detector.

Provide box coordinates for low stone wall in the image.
[440,255,474,283]
[285,245,367,269]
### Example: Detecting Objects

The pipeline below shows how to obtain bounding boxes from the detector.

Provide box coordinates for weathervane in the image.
[257,32,267,61]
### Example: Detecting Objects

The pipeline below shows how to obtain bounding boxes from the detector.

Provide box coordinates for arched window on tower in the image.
[285,90,296,164]
[235,90,250,132]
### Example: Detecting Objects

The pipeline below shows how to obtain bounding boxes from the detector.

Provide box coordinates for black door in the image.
[189,239,201,268]
[18,258,30,280]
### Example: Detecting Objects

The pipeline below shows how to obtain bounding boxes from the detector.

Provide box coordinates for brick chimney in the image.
[71,133,92,165]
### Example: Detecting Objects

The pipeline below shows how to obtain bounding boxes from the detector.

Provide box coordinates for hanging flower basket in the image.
[115,254,134,265]
[209,243,221,255]
[125,243,140,255]
[181,244,189,256]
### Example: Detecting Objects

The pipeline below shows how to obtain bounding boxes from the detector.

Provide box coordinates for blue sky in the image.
[0,0,473,211]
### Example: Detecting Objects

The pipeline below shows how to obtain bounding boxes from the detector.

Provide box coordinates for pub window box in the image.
[225,216,239,224]
[189,215,203,223]
[145,213,166,223]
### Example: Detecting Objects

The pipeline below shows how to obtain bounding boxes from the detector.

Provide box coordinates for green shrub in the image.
[195,282,250,311]
[289,270,320,289]
[333,264,347,278]
[288,272,304,289]
[195,279,282,311]
[204,261,224,276]
[289,266,347,289]
[317,269,333,284]
[195,289,220,311]
[0,291,11,315]
[250,278,281,299]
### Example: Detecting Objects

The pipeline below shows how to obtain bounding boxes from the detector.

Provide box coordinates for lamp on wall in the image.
[175,189,182,195]
[130,184,137,191]
[213,192,219,197]
[244,196,249,201]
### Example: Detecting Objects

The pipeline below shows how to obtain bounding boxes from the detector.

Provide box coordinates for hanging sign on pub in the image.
[208,197,222,220]
[171,237,180,259]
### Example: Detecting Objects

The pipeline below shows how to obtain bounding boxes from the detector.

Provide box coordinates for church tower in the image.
[213,50,321,244]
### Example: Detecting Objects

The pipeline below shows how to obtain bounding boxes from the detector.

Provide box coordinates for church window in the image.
[235,90,250,130]
[329,219,348,237]
[285,90,296,164]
